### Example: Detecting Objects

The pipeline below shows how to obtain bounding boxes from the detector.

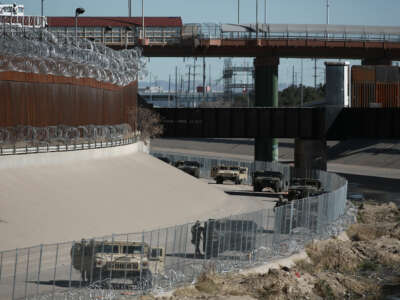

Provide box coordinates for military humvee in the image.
[290,178,322,190]
[287,185,324,201]
[252,171,284,192]
[71,240,164,288]
[288,178,324,201]
[211,166,248,185]
[174,160,201,178]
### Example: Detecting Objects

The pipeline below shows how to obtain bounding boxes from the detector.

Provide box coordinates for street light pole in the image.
[142,0,145,39]
[264,0,267,24]
[256,0,258,38]
[237,0,240,24]
[128,0,132,17]
[41,0,44,17]
[75,7,85,44]
[326,0,330,25]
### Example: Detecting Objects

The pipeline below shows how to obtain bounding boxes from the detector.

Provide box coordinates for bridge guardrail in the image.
[0,151,352,300]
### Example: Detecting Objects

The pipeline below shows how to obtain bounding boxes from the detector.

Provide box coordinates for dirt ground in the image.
[141,201,400,300]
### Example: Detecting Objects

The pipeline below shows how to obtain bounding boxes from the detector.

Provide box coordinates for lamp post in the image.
[326,0,330,25]
[128,0,132,17]
[41,0,44,17]
[141,0,145,39]
[256,0,258,38]
[237,0,240,24]
[75,7,85,44]
[264,0,267,24]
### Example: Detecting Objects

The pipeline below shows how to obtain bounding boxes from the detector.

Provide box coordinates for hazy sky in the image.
[15,0,400,88]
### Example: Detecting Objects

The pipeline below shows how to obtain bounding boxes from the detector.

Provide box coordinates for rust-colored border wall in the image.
[0,71,137,127]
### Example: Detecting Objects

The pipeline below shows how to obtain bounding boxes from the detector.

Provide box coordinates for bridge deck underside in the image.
[155,108,400,140]
[137,39,400,59]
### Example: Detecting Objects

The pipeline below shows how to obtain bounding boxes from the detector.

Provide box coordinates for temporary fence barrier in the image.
[0,150,351,300]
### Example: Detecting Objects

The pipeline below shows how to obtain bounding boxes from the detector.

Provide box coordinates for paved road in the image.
[152,138,400,206]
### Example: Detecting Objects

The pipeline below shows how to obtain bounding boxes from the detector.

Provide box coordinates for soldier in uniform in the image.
[191,220,204,258]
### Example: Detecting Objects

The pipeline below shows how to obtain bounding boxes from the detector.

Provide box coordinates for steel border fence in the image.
[0,150,349,300]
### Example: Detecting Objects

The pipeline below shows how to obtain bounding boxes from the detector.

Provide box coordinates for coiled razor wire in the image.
[0,23,147,86]
[0,124,132,146]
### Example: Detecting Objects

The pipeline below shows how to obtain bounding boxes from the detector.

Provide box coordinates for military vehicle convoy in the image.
[203,218,257,258]
[174,160,201,178]
[252,171,284,192]
[211,165,248,185]
[71,240,164,288]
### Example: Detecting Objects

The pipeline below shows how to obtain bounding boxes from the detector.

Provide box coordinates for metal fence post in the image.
[36,244,43,297]
[0,251,3,282]
[140,231,144,291]
[69,242,75,290]
[109,234,115,288]
[11,248,18,300]
[52,243,59,300]
[24,248,31,300]
[289,201,294,234]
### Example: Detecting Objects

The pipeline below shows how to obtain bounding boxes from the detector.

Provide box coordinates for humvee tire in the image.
[274,182,280,193]
[235,178,240,185]
[216,177,223,184]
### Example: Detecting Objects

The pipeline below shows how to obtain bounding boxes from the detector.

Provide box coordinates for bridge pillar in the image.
[362,58,392,66]
[254,56,279,162]
[294,138,327,172]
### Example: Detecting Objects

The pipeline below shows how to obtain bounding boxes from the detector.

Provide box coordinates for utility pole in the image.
[314,59,318,87]
[142,0,145,38]
[326,0,330,25]
[41,0,44,17]
[300,60,304,107]
[203,57,206,102]
[187,66,191,95]
[256,0,259,38]
[264,0,267,24]
[168,74,171,107]
[149,73,152,102]
[208,64,212,101]
[128,0,131,17]
[237,0,240,24]
[292,65,295,86]
[175,66,178,107]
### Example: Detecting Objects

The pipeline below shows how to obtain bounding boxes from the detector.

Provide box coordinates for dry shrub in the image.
[194,271,221,295]
[306,240,361,273]
[295,259,315,274]
[314,272,382,299]
[347,223,393,241]
[358,202,400,224]
[128,106,163,141]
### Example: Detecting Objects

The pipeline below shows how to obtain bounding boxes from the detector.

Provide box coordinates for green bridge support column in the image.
[254,56,279,162]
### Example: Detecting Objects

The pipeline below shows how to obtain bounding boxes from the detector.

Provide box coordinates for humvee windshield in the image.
[218,166,228,170]
[254,171,283,178]
[95,245,119,254]
[185,161,200,167]
[229,167,240,171]
[123,245,143,254]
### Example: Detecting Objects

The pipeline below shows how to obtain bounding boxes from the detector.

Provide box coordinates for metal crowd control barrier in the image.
[0,137,137,156]
[0,151,349,300]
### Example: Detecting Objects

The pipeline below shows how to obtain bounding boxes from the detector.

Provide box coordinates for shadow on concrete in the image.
[28,280,87,288]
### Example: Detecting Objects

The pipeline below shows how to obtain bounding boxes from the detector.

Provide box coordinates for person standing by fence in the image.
[191,220,204,258]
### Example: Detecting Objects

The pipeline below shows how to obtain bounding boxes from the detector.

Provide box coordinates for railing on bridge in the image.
[0,15,47,29]
[2,18,399,47]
